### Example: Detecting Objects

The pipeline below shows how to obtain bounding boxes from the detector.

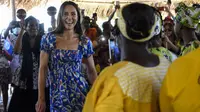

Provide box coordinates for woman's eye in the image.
[64,12,68,16]
[71,12,76,16]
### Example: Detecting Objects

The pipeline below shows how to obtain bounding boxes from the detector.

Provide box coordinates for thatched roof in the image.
[0,0,200,18]
[0,0,49,10]
[1,0,200,10]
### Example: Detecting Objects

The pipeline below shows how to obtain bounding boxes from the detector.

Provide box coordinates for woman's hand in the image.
[35,100,46,112]
[164,6,170,13]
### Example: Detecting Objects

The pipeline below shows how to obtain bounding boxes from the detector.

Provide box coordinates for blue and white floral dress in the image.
[41,33,94,112]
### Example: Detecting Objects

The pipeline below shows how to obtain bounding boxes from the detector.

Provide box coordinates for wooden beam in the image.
[10,0,16,21]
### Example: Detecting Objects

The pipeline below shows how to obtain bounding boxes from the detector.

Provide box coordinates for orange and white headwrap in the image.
[117,5,162,42]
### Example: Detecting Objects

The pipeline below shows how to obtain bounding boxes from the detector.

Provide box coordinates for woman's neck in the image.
[62,30,75,40]
[121,48,159,67]
[121,43,150,60]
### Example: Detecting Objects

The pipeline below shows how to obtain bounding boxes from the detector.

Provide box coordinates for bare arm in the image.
[14,29,24,54]
[167,41,180,54]
[165,7,175,20]
[84,55,97,84]
[108,9,117,23]
[164,35,180,54]
[38,51,49,102]
[108,5,120,23]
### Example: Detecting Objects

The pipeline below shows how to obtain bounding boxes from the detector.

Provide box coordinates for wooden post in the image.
[10,0,16,21]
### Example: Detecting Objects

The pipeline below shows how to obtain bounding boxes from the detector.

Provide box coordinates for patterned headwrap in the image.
[196,24,200,33]
[175,2,200,29]
[164,16,174,26]
[117,4,162,42]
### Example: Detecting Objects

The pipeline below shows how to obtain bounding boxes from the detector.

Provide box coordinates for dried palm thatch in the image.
[0,0,200,17]
[0,0,49,10]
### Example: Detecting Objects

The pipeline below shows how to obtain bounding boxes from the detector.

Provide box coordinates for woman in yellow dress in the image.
[83,3,170,112]
[159,48,200,112]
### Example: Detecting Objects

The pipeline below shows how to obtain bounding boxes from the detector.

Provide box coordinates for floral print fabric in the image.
[41,33,94,112]
[11,53,49,89]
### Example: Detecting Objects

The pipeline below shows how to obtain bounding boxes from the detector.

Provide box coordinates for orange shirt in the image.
[85,28,97,41]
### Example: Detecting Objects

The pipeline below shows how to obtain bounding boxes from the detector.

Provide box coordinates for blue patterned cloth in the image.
[40,33,94,112]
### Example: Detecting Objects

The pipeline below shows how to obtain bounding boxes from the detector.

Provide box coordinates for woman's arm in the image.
[84,55,97,84]
[38,51,49,102]
[36,51,49,112]
[165,7,175,20]
[14,29,24,54]
[165,36,180,54]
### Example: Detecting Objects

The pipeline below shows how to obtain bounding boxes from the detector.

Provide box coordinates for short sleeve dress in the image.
[40,33,94,112]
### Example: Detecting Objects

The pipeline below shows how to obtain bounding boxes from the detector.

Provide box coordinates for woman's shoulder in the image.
[42,32,56,42]
[80,35,90,41]
[80,35,92,45]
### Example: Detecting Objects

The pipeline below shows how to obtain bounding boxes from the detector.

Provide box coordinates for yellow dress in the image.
[83,57,170,112]
[160,48,200,112]
[95,64,101,74]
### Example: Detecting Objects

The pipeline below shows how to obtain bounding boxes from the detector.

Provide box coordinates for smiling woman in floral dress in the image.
[36,1,97,112]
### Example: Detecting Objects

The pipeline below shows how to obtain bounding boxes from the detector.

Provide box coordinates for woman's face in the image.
[62,5,78,30]
[164,24,173,37]
[82,18,90,31]
[11,27,21,36]
[26,20,39,37]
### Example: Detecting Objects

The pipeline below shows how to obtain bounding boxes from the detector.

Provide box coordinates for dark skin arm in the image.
[108,5,120,22]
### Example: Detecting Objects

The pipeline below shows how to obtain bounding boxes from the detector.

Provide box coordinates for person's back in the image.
[83,3,170,112]
[83,56,169,112]
[160,48,200,112]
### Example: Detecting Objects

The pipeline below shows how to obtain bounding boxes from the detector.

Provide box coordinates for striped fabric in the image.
[115,57,170,103]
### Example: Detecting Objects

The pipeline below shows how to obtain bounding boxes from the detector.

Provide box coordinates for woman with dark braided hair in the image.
[83,3,170,112]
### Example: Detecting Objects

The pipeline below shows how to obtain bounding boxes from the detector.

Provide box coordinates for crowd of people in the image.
[0,1,199,112]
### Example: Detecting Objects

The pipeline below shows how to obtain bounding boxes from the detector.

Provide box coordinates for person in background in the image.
[97,46,110,72]
[81,9,85,17]
[83,3,170,112]
[101,4,120,43]
[4,21,21,48]
[149,36,177,62]
[8,16,50,112]
[163,17,177,44]
[174,2,200,56]
[195,24,200,41]
[90,13,102,37]
[0,37,12,112]
[82,16,98,48]
[36,1,97,112]
[159,48,200,112]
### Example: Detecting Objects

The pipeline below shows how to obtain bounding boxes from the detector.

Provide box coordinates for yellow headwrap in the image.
[117,4,162,42]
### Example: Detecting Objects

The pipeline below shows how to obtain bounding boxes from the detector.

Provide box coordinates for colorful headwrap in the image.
[117,4,162,42]
[175,2,200,29]
[164,16,174,26]
[196,24,200,33]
